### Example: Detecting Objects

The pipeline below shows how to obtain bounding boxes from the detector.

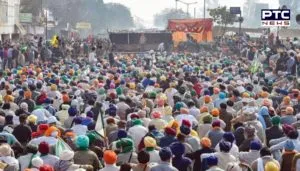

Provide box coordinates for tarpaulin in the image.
[168,19,213,33]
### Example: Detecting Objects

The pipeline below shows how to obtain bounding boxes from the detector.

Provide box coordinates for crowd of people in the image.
[0,33,298,171]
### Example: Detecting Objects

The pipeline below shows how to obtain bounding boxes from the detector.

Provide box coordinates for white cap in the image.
[32,157,43,168]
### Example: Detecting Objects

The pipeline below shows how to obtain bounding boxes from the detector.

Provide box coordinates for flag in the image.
[95,112,105,137]
[55,138,72,156]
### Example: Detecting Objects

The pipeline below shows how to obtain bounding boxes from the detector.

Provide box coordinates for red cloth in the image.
[168,19,213,33]
[193,82,202,96]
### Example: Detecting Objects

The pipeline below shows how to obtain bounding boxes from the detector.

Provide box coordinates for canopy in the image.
[167,18,213,45]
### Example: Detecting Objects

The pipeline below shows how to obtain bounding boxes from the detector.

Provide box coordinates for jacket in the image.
[74,150,101,170]
[219,109,233,132]
[265,126,284,147]
[117,152,138,165]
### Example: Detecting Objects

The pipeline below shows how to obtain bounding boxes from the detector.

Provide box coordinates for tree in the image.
[20,0,135,31]
[208,6,235,35]
[104,3,134,29]
[154,8,190,28]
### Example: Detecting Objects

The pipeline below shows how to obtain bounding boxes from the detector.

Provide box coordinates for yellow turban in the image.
[264,161,279,171]
[144,136,156,148]
[27,115,37,124]
[50,84,57,91]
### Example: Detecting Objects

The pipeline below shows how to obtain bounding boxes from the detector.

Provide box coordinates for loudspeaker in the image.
[296,14,300,25]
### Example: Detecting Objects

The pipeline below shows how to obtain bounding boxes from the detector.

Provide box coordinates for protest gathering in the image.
[0,30,299,171]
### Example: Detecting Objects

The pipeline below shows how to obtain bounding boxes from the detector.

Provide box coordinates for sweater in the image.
[281,151,297,171]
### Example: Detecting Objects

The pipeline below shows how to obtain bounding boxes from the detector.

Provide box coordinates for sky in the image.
[104,0,278,26]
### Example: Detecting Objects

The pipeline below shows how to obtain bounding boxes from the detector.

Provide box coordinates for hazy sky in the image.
[104,0,277,26]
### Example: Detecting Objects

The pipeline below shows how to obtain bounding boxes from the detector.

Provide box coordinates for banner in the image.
[20,13,32,23]
[168,19,213,33]
[76,22,92,29]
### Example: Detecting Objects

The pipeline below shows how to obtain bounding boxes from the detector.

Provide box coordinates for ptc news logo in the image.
[261,9,290,27]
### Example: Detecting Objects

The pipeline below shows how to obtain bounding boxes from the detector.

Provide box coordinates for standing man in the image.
[139,33,147,52]
[109,51,114,67]
[12,45,19,67]
[88,47,97,66]
[7,45,13,69]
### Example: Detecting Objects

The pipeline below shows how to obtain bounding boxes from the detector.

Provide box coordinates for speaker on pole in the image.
[296,14,300,25]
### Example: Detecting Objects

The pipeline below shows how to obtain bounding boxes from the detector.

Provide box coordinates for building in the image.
[0,0,23,41]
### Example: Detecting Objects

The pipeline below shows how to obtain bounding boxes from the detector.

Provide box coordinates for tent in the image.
[167,18,213,46]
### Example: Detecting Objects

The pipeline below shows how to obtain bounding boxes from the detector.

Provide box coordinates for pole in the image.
[203,0,206,19]
[46,10,48,39]
[194,8,196,18]
[176,0,178,10]
[239,13,241,35]
[187,4,189,15]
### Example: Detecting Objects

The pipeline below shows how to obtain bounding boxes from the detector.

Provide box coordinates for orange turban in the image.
[260,91,269,98]
[200,137,212,148]
[211,108,220,117]
[283,96,291,105]
[204,95,212,103]
[24,91,32,99]
[62,94,70,103]
[103,150,117,165]
[44,126,61,137]
[3,95,14,102]
[170,120,179,130]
